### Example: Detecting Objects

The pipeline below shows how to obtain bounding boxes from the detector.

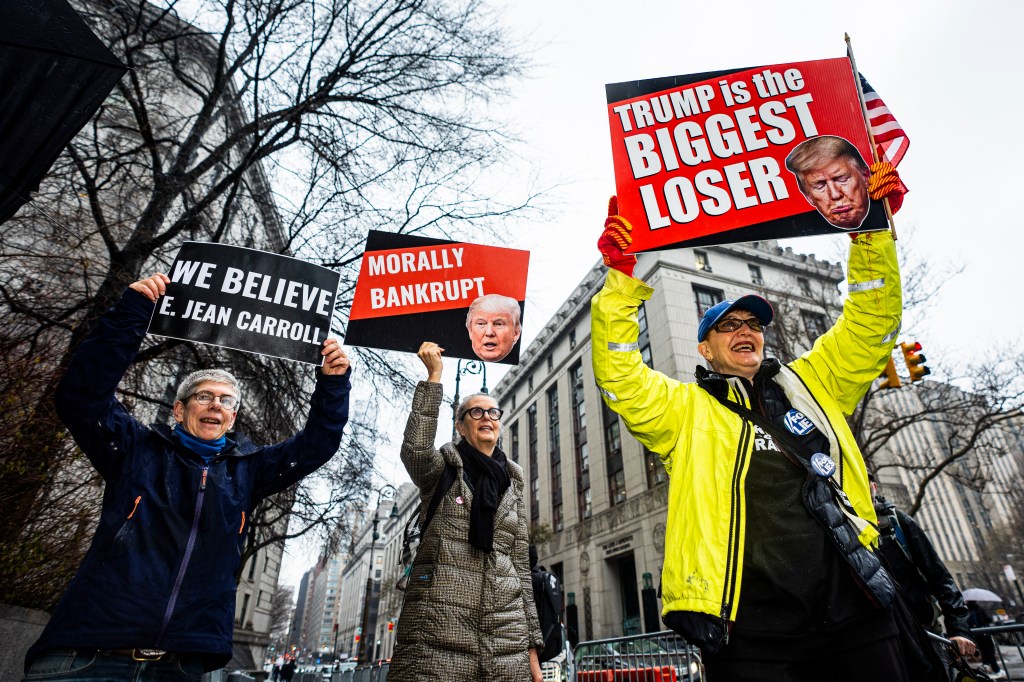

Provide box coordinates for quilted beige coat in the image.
[388,381,544,681]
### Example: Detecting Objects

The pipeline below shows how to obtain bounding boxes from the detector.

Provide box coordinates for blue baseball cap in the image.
[698,295,774,341]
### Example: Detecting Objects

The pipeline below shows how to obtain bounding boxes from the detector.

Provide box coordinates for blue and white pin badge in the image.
[810,452,836,478]
[784,409,816,436]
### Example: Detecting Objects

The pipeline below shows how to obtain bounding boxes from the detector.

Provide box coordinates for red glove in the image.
[597,196,638,278]
[851,162,907,241]
[868,161,906,214]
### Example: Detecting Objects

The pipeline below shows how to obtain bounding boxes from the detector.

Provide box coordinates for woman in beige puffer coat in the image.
[388,342,544,682]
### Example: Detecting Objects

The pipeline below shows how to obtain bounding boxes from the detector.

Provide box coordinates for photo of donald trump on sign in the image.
[785,135,872,231]
[466,294,523,363]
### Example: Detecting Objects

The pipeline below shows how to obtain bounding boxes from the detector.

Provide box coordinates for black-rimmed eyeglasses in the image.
[460,406,503,421]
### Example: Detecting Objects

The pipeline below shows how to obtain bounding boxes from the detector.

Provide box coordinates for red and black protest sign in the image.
[606,58,888,251]
[148,242,341,365]
[346,231,530,365]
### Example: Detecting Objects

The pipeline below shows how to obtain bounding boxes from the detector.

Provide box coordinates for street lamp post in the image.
[358,484,399,664]
[452,358,487,439]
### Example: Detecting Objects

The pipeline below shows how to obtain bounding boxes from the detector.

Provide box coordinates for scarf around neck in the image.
[172,426,227,463]
[456,439,511,552]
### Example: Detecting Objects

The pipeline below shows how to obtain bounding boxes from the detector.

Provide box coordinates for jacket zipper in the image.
[127,495,142,519]
[156,465,208,647]
[719,383,752,642]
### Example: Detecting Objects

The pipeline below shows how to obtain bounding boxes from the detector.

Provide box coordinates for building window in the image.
[801,310,829,342]
[748,264,764,286]
[571,362,590,523]
[569,328,577,349]
[527,403,539,523]
[762,323,786,362]
[644,447,668,488]
[694,250,712,272]
[511,392,517,411]
[637,303,653,368]
[247,556,257,580]
[547,355,554,372]
[528,376,534,392]
[548,385,563,532]
[510,420,520,463]
[602,402,624,508]
[239,592,250,625]
[694,285,724,318]
[797,277,812,297]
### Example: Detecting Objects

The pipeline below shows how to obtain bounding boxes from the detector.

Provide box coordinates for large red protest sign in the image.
[347,231,530,364]
[607,58,888,251]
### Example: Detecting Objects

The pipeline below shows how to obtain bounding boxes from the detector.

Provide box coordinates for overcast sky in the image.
[280,0,1024,586]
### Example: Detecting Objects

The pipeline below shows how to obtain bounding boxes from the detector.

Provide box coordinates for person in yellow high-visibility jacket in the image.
[592,172,921,681]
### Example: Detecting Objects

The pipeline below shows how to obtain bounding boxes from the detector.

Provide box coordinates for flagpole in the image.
[845,33,897,240]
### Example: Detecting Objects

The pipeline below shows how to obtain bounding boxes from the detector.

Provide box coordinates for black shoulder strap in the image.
[421,462,457,532]
[709,388,815,466]
[708,386,869,522]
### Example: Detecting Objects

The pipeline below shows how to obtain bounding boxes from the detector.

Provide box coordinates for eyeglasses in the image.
[712,317,765,334]
[188,391,238,410]
[461,406,503,421]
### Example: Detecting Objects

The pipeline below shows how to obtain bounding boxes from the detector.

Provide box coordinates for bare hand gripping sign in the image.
[149,242,341,365]
[346,231,530,365]
[606,57,888,251]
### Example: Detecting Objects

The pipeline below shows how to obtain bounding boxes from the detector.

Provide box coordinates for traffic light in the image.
[354,634,360,643]
[900,341,930,382]
[387,620,394,632]
[878,357,901,390]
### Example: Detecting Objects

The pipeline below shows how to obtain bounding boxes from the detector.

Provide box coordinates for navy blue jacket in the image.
[28,289,351,669]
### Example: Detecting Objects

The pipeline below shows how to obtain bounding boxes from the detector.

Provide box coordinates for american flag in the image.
[860,77,909,167]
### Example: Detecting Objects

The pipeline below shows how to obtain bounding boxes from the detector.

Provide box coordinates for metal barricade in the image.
[929,622,1024,680]
[969,622,1024,680]
[350,662,389,682]
[570,630,703,682]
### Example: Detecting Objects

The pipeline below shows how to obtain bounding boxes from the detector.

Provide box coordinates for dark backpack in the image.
[396,463,456,592]
[531,565,564,663]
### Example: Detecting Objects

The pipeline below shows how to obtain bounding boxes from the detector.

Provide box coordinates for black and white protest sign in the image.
[148,242,341,365]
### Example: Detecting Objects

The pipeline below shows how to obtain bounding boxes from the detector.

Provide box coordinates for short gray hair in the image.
[176,369,242,408]
[465,294,521,329]
[785,135,869,193]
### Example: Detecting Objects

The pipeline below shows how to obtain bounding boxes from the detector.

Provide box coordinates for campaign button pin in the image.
[784,409,816,436]
[455,496,464,505]
[810,452,836,478]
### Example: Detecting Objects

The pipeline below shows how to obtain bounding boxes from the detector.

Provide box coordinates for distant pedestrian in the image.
[271,663,281,682]
[280,659,297,682]
[966,601,1006,679]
